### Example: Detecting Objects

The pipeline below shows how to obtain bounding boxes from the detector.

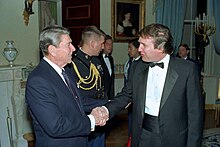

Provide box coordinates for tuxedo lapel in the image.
[136,62,150,117]
[109,56,115,76]
[160,60,178,109]
[108,56,114,69]
[100,56,111,77]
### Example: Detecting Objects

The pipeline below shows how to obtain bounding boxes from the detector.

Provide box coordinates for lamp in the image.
[195,13,216,42]
[23,0,35,26]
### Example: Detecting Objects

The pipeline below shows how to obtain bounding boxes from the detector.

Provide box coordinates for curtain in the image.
[39,1,56,31]
[155,0,188,55]
[208,0,220,55]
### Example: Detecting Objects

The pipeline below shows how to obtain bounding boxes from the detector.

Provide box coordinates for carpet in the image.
[202,128,220,147]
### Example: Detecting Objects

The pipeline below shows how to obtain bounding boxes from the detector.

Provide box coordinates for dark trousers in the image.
[139,128,161,147]
[128,108,132,136]
[88,133,105,147]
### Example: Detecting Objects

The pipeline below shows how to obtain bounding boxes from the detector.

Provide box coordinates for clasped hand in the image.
[91,107,109,126]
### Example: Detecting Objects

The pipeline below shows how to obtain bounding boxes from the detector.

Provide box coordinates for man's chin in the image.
[142,58,148,62]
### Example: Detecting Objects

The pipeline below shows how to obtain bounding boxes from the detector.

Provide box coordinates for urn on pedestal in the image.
[2,40,19,67]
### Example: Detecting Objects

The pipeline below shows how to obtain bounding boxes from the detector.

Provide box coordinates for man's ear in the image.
[157,42,166,53]
[48,45,56,56]
[157,42,166,49]
[90,40,96,49]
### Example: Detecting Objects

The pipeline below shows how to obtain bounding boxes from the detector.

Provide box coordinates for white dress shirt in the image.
[145,55,170,116]
[103,54,112,76]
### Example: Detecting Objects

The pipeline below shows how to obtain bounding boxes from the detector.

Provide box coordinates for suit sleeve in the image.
[186,62,204,147]
[82,95,108,113]
[105,62,134,118]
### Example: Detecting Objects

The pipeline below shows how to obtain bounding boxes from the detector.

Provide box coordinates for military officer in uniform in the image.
[65,26,108,147]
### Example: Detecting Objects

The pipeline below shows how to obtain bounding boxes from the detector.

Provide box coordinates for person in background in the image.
[178,43,195,61]
[66,25,108,147]
[98,34,116,143]
[99,35,115,100]
[178,43,202,77]
[124,38,141,85]
[25,26,106,147]
[96,23,204,147]
[123,38,141,146]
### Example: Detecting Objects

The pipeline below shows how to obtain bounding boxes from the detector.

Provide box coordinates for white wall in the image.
[100,0,155,65]
[0,0,155,67]
[0,0,39,66]
[1,0,218,75]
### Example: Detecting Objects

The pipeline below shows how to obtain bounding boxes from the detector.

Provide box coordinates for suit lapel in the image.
[136,62,150,117]
[160,58,178,109]
[43,60,85,114]
[109,56,114,76]
[65,68,85,114]
[100,56,111,77]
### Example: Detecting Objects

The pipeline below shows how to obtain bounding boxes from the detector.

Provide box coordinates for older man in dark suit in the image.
[25,26,107,147]
[97,23,204,147]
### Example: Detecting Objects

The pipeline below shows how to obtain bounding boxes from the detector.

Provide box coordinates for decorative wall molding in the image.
[0,66,32,147]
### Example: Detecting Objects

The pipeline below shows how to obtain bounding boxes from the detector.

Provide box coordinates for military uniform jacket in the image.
[67,48,107,101]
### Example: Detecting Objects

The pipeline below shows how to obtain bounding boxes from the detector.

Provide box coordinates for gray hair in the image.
[39,26,70,56]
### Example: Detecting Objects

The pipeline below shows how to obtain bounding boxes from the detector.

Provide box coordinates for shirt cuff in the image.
[88,114,95,131]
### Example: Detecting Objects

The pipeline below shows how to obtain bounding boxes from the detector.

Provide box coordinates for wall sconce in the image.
[23,0,35,26]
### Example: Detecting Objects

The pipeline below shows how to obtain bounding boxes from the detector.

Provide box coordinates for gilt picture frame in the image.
[111,0,145,42]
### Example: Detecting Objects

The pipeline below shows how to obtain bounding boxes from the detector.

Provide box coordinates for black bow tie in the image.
[149,62,164,68]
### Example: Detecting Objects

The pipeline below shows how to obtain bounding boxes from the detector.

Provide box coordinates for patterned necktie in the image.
[149,62,164,68]
[62,70,84,114]
[62,70,73,90]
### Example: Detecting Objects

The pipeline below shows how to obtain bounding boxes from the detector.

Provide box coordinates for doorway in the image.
[62,0,100,48]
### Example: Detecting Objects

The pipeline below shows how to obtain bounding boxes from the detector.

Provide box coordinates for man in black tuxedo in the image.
[97,23,204,147]
[99,35,115,100]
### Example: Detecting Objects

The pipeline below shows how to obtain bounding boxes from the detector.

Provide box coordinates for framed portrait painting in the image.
[111,0,145,42]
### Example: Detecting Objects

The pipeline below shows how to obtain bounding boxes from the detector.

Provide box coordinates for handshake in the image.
[91,106,109,126]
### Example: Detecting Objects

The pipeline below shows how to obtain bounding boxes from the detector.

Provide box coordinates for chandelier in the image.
[195,13,216,42]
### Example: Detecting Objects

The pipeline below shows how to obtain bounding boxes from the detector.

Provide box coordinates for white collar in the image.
[43,57,63,75]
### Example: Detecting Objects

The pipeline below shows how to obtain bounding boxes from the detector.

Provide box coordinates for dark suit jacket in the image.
[105,56,204,147]
[98,54,115,100]
[25,59,106,147]
[186,56,202,78]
